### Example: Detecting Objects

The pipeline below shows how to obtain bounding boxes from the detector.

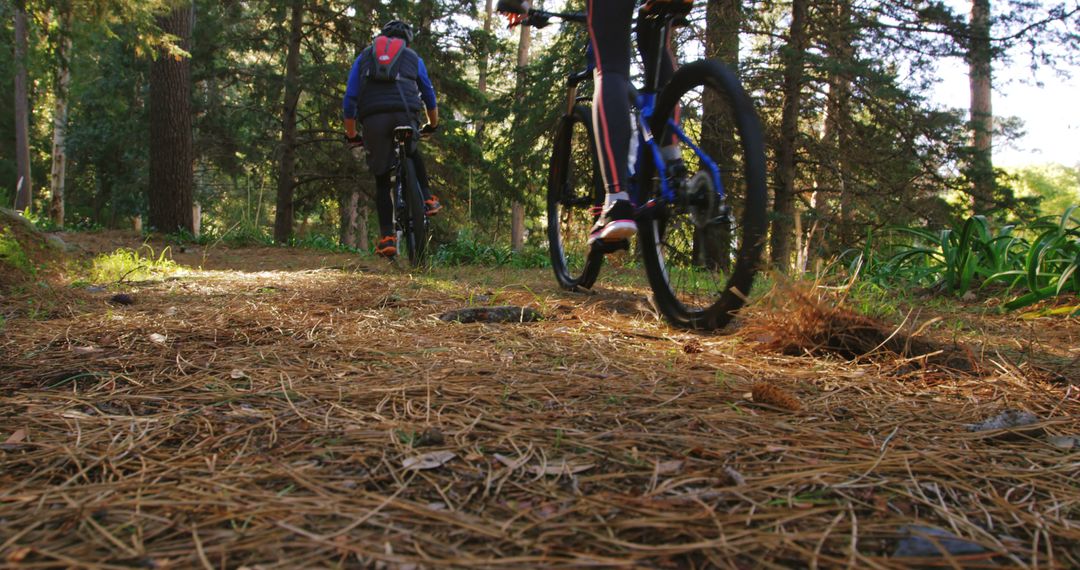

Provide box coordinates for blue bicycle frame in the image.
[634,91,726,211]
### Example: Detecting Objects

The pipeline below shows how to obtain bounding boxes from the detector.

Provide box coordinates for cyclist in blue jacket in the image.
[343,20,441,258]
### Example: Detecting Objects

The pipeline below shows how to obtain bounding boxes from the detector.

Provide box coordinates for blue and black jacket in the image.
[342,37,437,121]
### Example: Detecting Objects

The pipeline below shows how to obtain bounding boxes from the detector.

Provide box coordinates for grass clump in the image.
[89,245,179,284]
[432,231,550,269]
[0,227,33,275]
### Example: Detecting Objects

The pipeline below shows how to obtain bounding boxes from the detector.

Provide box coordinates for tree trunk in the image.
[357,203,370,252]
[475,0,494,141]
[700,0,741,271]
[340,188,360,248]
[969,0,994,214]
[13,0,33,212]
[769,0,808,273]
[273,0,305,243]
[148,4,195,234]
[510,23,531,252]
[49,2,73,227]
[811,0,853,258]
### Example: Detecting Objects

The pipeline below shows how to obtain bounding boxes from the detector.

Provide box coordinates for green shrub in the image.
[0,228,33,275]
[432,231,550,269]
[863,207,1079,310]
[89,245,179,283]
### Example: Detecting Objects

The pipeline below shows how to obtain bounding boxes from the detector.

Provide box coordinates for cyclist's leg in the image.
[362,112,400,255]
[587,0,637,243]
[635,14,681,162]
[409,147,442,215]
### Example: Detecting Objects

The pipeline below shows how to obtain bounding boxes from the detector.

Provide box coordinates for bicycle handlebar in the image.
[496,0,585,27]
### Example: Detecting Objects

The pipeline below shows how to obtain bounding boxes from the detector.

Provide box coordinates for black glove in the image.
[345,133,364,148]
[419,123,438,136]
[496,0,529,15]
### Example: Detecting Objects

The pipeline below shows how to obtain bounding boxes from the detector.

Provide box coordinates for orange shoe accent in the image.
[376,236,397,258]
[424,195,442,216]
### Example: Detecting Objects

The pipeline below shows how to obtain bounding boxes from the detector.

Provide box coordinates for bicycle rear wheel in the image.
[639,59,768,329]
[547,104,605,290]
[400,157,429,267]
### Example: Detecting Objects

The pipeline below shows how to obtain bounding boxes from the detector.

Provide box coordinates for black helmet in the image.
[381,20,414,44]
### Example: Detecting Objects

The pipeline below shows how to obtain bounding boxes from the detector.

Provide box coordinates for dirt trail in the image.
[1,232,1077,568]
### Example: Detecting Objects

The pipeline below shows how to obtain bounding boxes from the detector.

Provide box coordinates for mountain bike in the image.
[499,0,769,330]
[391,126,429,266]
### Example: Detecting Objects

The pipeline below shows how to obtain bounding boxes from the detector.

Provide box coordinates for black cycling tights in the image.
[587,0,676,197]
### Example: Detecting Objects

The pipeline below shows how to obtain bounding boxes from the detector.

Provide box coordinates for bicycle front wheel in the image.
[547,104,605,290]
[639,59,768,329]
[401,157,429,267]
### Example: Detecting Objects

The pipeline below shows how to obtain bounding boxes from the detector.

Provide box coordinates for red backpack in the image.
[367,35,407,82]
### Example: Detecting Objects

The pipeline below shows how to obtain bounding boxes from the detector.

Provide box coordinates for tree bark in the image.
[510,22,531,252]
[969,0,994,214]
[475,0,494,142]
[13,0,33,212]
[49,2,73,227]
[148,4,195,234]
[769,0,808,273]
[700,0,741,271]
[810,0,853,259]
[273,0,305,243]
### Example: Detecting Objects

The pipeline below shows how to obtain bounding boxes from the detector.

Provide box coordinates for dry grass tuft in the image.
[748,284,978,372]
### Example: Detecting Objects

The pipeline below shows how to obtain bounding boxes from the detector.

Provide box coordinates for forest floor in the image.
[1,229,1078,569]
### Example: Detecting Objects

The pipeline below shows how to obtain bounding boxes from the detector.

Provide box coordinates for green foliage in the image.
[994,208,1080,310]
[288,233,360,254]
[1007,164,1080,218]
[432,230,549,269]
[0,227,33,274]
[883,215,1025,296]
[88,245,178,283]
[863,208,1080,310]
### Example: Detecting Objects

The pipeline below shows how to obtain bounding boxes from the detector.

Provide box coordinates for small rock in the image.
[109,293,135,306]
[439,306,542,324]
[416,427,445,447]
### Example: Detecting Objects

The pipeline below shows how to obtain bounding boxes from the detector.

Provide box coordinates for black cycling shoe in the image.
[588,199,637,246]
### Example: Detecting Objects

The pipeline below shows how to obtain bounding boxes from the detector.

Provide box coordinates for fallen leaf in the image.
[525,461,594,476]
[230,369,247,379]
[6,547,31,563]
[4,429,27,445]
[494,453,530,471]
[402,450,456,471]
[655,460,684,475]
[72,346,101,355]
[966,409,1042,438]
[148,333,167,345]
[1047,435,1079,450]
[723,466,746,486]
[892,525,988,558]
